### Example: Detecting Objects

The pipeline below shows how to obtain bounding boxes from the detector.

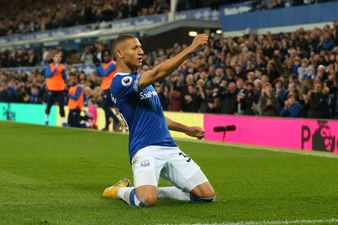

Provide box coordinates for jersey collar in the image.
[115,72,136,76]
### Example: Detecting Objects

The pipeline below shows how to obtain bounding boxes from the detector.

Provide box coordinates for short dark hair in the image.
[112,34,137,58]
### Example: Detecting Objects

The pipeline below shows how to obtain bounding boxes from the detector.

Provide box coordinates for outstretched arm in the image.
[138,34,208,90]
[166,117,205,140]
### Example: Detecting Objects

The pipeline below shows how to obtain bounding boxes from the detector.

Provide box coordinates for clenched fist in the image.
[190,34,208,51]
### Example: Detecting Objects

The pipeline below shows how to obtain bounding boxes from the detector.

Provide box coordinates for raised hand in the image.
[190,34,208,51]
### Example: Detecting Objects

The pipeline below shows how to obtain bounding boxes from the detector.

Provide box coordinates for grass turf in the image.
[0,121,337,225]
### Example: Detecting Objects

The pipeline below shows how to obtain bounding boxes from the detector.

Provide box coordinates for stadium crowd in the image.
[1,23,337,119]
[0,0,334,37]
[0,0,171,37]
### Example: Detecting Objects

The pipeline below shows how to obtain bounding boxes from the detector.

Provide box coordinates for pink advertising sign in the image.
[204,114,338,154]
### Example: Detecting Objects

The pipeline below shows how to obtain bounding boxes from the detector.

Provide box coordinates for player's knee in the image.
[190,192,216,203]
[190,183,216,202]
[135,185,158,207]
[136,190,157,207]
[140,195,157,207]
[206,191,216,202]
[203,189,216,199]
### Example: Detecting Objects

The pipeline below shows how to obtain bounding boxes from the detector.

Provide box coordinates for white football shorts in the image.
[131,145,208,192]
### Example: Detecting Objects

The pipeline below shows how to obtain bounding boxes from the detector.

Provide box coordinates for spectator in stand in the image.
[325,70,337,117]
[273,79,287,112]
[260,83,279,116]
[297,58,312,82]
[243,81,260,115]
[317,31,335,51]
[212,67,225,86]
[202,83,216,113]
[235,78,247,114]
[302,66,316,80]
[246,71,255,82]
[41,48,53,65]
[168,73,183,111]
[234,64,245,80]
[253,79,263,97]
[305,82,330,118]
[220,82,238,115]
[182,84,199,112]
[80,46,95,65]
[155,82,170,111]
[280,94,302,117]
[30,86,40,103]
[316,64,327,81]
[291,57,301,77]
[285,82,300,100]
[27,49,39,67]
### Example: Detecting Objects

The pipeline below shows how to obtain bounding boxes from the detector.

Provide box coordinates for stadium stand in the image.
[0,24,337,119]
[0,0,171,36]
[0,0,334,37]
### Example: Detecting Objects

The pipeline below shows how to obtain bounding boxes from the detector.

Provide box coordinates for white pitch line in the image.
[158,218,338,225]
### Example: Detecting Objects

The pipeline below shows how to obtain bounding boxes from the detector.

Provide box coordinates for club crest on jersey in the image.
[140,159,150,167]
[121,76,133,86]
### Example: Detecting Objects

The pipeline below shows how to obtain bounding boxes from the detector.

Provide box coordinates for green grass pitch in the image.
[0,121,337,225]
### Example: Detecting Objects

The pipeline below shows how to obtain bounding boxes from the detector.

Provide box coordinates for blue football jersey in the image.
[110,72,176,161]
